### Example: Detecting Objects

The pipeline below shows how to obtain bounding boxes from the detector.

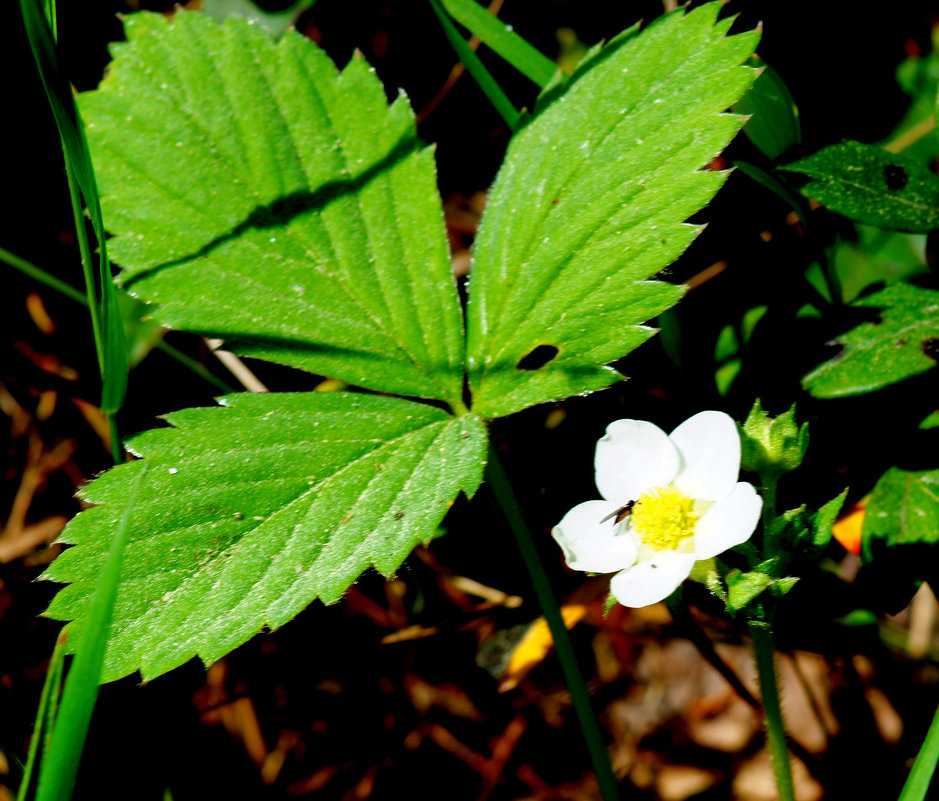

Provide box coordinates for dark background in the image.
[2,1,939,798]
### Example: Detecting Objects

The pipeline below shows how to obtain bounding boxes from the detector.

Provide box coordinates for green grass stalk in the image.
[898,700,939,801]
[427,0,521,130]
[486,445,621,801]
[16,632,68,801]
[438,0,557,87]
[34,465,148,801]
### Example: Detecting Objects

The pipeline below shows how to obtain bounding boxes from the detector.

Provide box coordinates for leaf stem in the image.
[749,616,796,801]
[485,445,620,801]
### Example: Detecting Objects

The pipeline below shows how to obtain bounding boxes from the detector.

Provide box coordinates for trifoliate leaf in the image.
[82,11,465,407]
[42,392,487,682]
[466,4,760,418]
[803,284,939,397]
[783,141,939,232]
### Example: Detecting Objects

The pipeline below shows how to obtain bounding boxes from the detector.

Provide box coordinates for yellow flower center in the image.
[630,486,699,551]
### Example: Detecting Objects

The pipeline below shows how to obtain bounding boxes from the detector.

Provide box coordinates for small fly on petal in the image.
[599,500,635,525]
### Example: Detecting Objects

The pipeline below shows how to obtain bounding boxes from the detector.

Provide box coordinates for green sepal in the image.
[603,593,618,618]
[769,575,799,598]
[689,557,726,602]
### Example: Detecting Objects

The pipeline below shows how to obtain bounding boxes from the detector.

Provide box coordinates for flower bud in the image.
[740,400,808,476]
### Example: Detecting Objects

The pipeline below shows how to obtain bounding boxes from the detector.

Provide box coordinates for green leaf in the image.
[884,46,939,162]
[82,11,465,407]
[862,466,939,559]
[920,411,939,429]
[42,393,487,682]
[783,141,939,232]
[811,489,848,551]
[802,284,939,397]
[725,560,779,613]
[733,57,801,160]
[832,223,928,303]
[200,0,315,36]
[438,0,557,88]
[466,5,760,418]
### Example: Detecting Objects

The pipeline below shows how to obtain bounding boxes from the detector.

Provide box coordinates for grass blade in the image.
[427,0,520,130]
[19,0,128,433]
[16,632,68,801]
[438,0,557,87]
[33,465,148,801]
[898,700,939,800]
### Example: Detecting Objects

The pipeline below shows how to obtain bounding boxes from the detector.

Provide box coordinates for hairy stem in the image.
[486,445,620,801]
[749,617,795,801]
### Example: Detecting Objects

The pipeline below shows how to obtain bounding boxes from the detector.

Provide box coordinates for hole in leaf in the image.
[517,345,559,371]
[884,164,908,191]
[922,337,939,361]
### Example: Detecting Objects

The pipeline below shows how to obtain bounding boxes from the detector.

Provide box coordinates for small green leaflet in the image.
[783,141,939,233]
[43,393,487,682]
[83,11,465,406]
[862,467,939,559]
[803,284,939,397]
[466,4,760,418]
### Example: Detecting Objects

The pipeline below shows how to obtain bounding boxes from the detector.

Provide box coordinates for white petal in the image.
[552,500,639,573]
[595,419,679,503]
[692,482,762,559]
[609,551,697,608]
[670,411,741,501]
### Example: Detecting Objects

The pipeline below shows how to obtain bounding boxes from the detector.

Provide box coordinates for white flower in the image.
[552,411,762,608]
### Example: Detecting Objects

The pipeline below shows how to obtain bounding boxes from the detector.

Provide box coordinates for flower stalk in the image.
[486,445,620,801]
[749,614,796,801]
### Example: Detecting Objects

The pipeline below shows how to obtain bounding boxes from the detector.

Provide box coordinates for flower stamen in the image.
[630,486,698,551]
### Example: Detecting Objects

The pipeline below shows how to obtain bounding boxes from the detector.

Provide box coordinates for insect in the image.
[599,500,635,525]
